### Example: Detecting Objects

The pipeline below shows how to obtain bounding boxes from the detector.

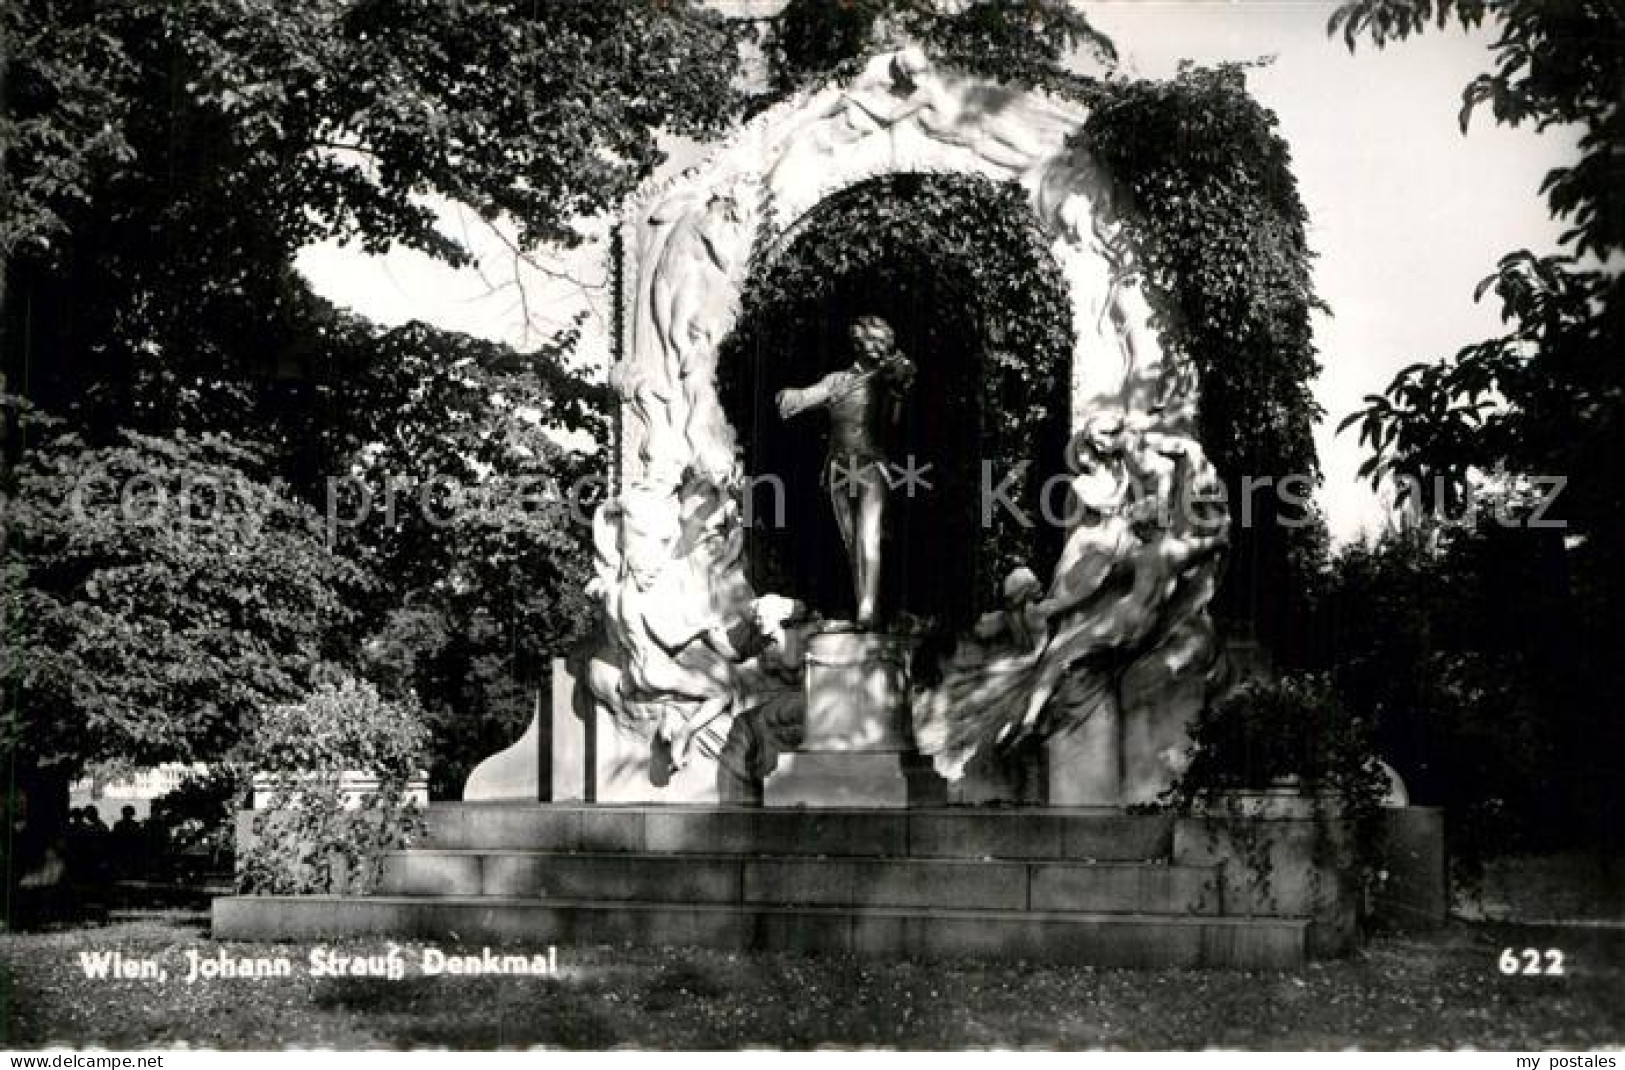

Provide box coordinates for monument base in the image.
[765,753,907,808]
[757,628,930,807]
[222,802,1434,968]
[802,628,912,750]
[764,751,947,809]
[1046,704,1121,806]
[947,743,1046,806]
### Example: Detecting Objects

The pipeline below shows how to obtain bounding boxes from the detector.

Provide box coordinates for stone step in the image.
[419,804,1173,861]
[376,851,1224,915]
[211,895,1305,969]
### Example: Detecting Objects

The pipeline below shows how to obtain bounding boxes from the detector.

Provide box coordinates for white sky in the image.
[296,0,1579,543]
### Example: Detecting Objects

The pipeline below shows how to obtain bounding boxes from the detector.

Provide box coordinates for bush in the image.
[238,677,428,895]
[1165,673,1391,927]
[148,767,243,872]
[1310,516,1610,871]
[1169,673,1386,811]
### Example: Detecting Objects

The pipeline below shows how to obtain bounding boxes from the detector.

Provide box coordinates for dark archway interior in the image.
[718,175,1075,633]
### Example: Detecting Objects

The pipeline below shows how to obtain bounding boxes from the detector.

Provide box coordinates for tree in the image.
[1330,0,1622,261]
[2,0,743,448]
[2,0,744,264]
[319,320,610,796]
[2,421,365,771]
[1328,1,1623,850]
[4,0,698,786]
[1331,0,1623,523]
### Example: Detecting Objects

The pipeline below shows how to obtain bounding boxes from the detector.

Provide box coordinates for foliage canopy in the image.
[2,426,364,770]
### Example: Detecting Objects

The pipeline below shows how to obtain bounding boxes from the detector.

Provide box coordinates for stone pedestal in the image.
[946,742,1045,805]
[766,630,927,808]
[594,713,720,803]
[764,753,908,807]
[1046,696,1121,806]
[801,631,911,750]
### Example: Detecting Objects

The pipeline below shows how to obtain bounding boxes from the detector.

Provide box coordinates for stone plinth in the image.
[214,805,1314,969]
[462,659,588,802]
[1045,700,1120,806]
[462,711,542,802]
[801,630,912,751]
[766,630,920,807]
[764,753,908,807]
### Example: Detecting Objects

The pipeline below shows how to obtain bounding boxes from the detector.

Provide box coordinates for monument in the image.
[545,45,1231,808]
[214,44,1441,969]
[775,314,915,630]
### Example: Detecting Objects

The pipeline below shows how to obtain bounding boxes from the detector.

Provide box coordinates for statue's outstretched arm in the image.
[776,372,842,419]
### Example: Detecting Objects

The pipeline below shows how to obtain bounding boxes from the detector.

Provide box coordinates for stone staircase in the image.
[214,805,1313,968]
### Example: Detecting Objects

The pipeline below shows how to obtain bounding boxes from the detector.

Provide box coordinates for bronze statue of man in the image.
[776,316,916,628]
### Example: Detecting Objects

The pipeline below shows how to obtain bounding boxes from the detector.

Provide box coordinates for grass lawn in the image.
[2,915,1621,1049]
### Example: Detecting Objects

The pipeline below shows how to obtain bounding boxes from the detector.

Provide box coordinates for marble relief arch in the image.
[583,47,1230,802]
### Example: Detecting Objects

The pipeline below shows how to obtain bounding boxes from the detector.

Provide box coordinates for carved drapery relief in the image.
[912,415,1228,783]
[585,48,1224,789]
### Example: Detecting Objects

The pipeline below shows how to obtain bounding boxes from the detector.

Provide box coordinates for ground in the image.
[1,916,1620,1049]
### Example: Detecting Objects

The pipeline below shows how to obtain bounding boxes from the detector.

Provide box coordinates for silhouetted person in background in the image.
[68,804,111,885]
[111,805,144,878]
[8,790,67,928]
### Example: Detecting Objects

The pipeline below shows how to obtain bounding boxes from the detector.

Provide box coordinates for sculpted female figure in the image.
[913,415,1227,779]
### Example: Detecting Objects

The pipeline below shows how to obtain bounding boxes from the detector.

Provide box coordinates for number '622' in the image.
[1499,948,1565,975]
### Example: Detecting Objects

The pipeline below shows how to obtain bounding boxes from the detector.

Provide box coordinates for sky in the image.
[295,0,1581,543]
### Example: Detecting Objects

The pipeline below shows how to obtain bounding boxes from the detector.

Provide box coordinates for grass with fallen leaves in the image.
[1,916,1620,1049]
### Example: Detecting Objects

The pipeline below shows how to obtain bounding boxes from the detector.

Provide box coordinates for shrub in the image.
[1169,673,1386,810]
[1165,673,1390,928]
[148,767,243,871]
[237,677,428,895]
[1315,518,1589,867]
